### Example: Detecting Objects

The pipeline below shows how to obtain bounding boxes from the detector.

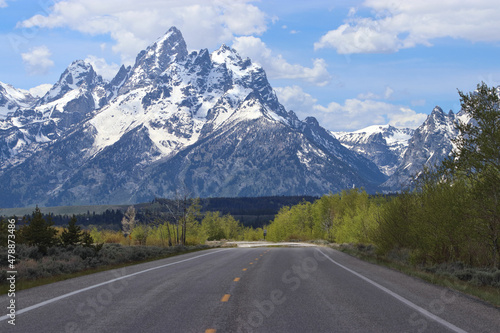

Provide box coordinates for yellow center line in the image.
[249,262,253,265]
[221,294,231,302]
[234,277,240,282]
[242,268,247,271]
[206,330,216,333]
[255,258,259,260]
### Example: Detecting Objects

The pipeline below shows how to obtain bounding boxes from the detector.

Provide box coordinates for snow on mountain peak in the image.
[0,81,36,117]
[136,27,188,70]
[39,60,102,105]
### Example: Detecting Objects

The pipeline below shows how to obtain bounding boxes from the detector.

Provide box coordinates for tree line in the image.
[266,82,500,268]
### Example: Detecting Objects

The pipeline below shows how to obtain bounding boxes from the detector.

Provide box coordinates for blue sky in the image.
[1,0,499,131]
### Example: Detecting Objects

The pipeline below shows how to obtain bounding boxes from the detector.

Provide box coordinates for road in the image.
[1,246,499,332]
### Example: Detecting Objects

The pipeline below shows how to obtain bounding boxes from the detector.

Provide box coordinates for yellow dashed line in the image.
[242,268,247,271]
[205,330,216,333]
[234,277,240,282]
[249,262,253,265]
[221,294,231,302]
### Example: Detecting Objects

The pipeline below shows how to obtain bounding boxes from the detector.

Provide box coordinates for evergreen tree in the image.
[0,217,8,247]
[60,215,83,246]
[81,231,94,247]
[18,207,58,254]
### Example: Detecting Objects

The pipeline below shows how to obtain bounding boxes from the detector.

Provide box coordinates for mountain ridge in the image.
[0,27,387,208]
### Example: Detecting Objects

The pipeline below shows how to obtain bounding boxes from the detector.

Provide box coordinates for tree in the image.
[0,217,8,247]
[81,231,94,247]
[443,82,500,267]
[121,206,136,238]
[60,215,83,246]
[18,207,58,254]
[182,197,201,245]
[202,212,225,241]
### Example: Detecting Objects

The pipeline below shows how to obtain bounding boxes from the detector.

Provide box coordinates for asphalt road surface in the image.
[1,246,499,332]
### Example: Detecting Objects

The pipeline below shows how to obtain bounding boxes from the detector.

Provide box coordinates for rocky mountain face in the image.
[0,27,386,208]
[333,107,463,191]
[333,125,415,176]
[382,107,459,189]
[0,82,36,117]
[0,60,111,172]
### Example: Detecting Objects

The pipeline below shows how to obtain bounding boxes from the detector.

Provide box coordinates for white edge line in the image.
[316,249,468,333]
[0,248,229,322]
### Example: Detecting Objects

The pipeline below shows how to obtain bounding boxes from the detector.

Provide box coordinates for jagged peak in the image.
[109,64,130,87]
[38,60,102,104]
[135,26,188,68]
[431,105,444,114]
[427,105,455,124]
[211,44,242,64]
[62,60,102,85]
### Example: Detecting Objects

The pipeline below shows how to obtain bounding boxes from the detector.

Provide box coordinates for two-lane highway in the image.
[1,246,499,332]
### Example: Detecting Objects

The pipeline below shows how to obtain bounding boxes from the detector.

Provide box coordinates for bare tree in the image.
[121,206,136,238]
[161,187,201,246]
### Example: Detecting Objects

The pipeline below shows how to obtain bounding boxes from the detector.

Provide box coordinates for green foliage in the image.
[131,224,148,245]
[266,189,380,243]
[18,207,58,254]
[201,211,244,241]
[81,231,94,247]
[442,82,500,267]
[373,83,500,268]
[60,215,83,246]
[0,217,8,247]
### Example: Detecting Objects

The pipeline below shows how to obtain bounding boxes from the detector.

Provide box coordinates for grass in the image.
[0,245,215,294]
[336,243,500,308]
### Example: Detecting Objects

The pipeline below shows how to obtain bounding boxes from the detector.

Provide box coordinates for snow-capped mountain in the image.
[0,60,110,171]
[382,106,459,189]
[0,82,36,117]
[333,125,414,176]
[0,27,386,207]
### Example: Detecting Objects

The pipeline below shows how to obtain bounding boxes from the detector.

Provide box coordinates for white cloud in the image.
[21,45,54,75]
[388,107,428,129]
[274,86,318,116]
[357,86,394,100]
[384,86,394,99]
[29,83,53,97]
[315,0,500,54]
[275,85,427,131]
[84,55,120,81]
[18,0,268,65]
[0,0,8,8]
[233,36,331,86]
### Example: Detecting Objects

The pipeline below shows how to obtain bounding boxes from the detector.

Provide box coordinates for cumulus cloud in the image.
[18,0,268,64]
[84,55,120,81]
[315,0,500,54]
[357,86,394,100]
[21,45,54,75]
[275,85,427,131]
[274,86,318,116]
[233,36,331,86]
[0,0,8,8]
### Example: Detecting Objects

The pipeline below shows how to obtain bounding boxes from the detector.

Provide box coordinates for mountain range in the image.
[0,27,463,208]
